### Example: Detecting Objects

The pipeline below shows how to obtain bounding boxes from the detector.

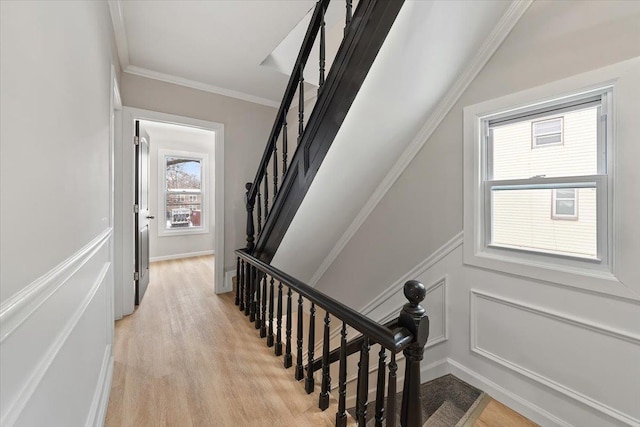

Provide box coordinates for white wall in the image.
[121,73,276,275]
[141,121,216,261]
[313,1,640,426]
[1,1,118,425]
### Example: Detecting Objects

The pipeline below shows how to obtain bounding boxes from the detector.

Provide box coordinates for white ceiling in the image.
[110,0,318,106]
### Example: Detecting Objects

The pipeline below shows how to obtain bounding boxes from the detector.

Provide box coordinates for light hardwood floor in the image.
[105,256,352,427]
[473,399,538,427]
[105,256,536,427]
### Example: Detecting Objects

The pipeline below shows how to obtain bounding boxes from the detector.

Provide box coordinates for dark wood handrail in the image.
[247,0,330,205]
[236,249,413,352]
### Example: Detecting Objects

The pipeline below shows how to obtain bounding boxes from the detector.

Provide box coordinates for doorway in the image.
[116,108,225,316]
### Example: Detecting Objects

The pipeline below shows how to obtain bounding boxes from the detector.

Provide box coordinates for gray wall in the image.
[121,74,276,272]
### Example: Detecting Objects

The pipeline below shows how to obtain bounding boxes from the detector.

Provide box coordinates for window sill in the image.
[158,226,209,237]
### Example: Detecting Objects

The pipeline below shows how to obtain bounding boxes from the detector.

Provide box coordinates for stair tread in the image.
[423,401,466,427]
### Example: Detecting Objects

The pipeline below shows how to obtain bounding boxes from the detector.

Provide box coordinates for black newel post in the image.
[245,182,255,252]
[398,280,429,427]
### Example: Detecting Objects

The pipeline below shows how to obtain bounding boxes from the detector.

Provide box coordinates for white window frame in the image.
[463,72,620,290]
[532,116,563,148]
[551,188,578,220]
[158,149,209,237]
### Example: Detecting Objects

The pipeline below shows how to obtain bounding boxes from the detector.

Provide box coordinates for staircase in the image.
[244,0,404,263]
[235,1,440,426]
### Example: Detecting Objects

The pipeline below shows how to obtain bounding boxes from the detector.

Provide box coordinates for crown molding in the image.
[107,0,130,70]
[307,0,533,288]
[123,65,280,108]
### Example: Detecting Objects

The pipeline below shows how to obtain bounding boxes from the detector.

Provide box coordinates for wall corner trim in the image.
[307,0,532,289]
[85,347,114,427]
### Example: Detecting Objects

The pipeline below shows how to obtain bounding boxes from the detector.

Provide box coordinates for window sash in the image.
[160,151,207,235]
[483,175,607,262]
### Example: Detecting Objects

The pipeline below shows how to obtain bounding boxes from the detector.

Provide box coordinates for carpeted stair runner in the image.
[348,374,484,427]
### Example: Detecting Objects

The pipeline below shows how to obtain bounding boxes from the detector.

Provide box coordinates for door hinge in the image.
[134,135,140,145]
[134,271,140,281]
[134,204,139,213]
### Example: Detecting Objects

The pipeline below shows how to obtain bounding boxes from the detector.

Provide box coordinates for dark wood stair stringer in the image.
[253,0,405,263]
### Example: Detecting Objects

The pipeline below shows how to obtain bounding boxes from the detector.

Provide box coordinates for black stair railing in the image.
[235,249,430,427]
[244,0,331,252]
[244,0,404,261]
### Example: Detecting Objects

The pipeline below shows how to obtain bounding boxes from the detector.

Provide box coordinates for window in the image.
[532,117,563,147]
[552,188,577,219]
[464,83,614,281]
[159,150,208,236]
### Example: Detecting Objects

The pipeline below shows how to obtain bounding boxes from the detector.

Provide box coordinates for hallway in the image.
[105,256,346,426]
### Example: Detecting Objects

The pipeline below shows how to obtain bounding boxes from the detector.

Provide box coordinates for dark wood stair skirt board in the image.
[347,374,487,427]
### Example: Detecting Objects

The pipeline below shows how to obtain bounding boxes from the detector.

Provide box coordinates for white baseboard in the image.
[222,269,235,294]
[86,347,113,427]
[447,359,572,427]
[149,250,214,263]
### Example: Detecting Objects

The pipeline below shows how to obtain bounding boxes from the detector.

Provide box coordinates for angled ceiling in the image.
[109,0,317,106]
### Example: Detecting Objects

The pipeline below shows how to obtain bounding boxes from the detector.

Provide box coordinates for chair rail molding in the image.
[0,227,112,342]
[1,262,112,426]
[318,231,462,353]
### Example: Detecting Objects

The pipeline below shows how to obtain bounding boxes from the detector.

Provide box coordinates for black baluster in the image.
[386,353,397,427]
[275,282,283,356]
[273,141,279,199]
[295,295,304,381]
[245,182,255,252]
[298,65,304,145]
[238,259,245,311]
[259,274,267,336]
[264,170,269,219]
[319,4,326,91]
[305,303,316,394]
[284,287,293,368]
[234,257,240,306]
[335,322,348,427]
[375,347,387,427]
[256,188,262,234]
[318,311,331,410]
[251,267,259,324]
[267,277,275,347]
[356,337,371,425]
[244,260,251,316]
[345,0,353,33]
[282,119,288,179]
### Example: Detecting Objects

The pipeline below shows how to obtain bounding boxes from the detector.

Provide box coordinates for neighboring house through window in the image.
[464,79,614,285]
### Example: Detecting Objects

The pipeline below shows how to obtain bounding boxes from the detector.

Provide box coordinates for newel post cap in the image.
[399,280,429,349]
[403,280,426,305]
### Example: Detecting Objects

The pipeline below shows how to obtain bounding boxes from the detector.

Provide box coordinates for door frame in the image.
[117,107,225,316]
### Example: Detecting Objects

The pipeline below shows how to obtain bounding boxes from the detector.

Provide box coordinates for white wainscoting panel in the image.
[470,291,640,426]
[0,229,114,427]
